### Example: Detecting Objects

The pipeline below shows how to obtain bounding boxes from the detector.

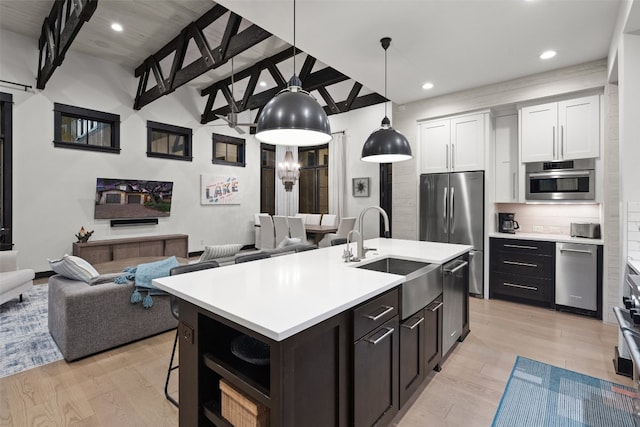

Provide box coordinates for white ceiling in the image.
[0,0,627,106]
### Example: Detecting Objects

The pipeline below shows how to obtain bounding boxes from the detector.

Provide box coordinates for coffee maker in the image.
[498,213,519,234]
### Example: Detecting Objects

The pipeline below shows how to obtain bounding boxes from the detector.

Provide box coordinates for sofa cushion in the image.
[48,255,99,283]
[199,244,243,262]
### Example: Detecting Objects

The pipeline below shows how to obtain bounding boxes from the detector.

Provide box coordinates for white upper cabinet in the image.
[494,114,518,203]
[520,94,600,163]
[420,119,450,174]
[420,112,486,174]
[558,96,600,160]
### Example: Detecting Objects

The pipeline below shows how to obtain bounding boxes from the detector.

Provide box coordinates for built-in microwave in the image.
[525,159,595,201]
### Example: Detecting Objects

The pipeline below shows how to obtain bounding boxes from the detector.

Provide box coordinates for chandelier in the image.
[277,150,300,192]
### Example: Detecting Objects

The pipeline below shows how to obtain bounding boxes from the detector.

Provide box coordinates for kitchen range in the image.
[153,238,471,427]
[614,260,640,414]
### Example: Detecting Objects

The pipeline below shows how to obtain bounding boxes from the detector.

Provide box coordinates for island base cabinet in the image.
[424,295,443,373]
[399,310,426,408]
[177,300,350,427]
[354,317,399,427]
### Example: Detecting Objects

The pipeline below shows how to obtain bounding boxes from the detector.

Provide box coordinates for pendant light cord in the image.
[293,0,296,76]
[384,42,387,118]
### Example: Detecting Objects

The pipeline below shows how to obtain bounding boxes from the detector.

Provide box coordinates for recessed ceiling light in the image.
[540,50,557,60]
[422,82,434,90]
[259,81,267,87]
[111,23,123,32]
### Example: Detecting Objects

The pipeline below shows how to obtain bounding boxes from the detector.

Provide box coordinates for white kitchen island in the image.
[153,238,471,427]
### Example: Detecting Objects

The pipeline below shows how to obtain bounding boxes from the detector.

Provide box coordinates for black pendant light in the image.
[361,37,412,163]
[255,0,332,146]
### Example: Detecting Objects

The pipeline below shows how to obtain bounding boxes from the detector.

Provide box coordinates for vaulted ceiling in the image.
[0,0,627,114]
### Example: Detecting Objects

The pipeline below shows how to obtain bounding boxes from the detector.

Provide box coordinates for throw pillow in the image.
[48,254,99,283]
[277,237,301,248]
[199,243,243,262]
[134,256,180,289]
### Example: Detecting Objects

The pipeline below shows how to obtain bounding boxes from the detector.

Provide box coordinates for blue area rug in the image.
[493,356,638,427]
[0,283,63,378]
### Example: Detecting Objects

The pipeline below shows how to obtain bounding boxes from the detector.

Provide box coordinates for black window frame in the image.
[260,143,276,215]
[146,120,193,161]
[53,103,120,153]
[212,133,246,167]
[299,144,329,214]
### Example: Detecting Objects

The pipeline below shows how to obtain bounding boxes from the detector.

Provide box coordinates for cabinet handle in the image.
[365,305,394,321]
[560,125,564,158]
[451,143,455,170]
[443,187,448,235]
[503,260,538,268]
[366,327,394,345]
[503,244,538,250]
[445,261,468,274]
[559,248,593,255]
[503,282,538,291]
[445,145,448,169]
[401,317,425,330]
[552,126,556,159]
[512,172,516,199]
[427,301,443,312]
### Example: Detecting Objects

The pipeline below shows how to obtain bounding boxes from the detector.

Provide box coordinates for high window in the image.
[260,144,276,215]
[53,103,120,153]
[299,145,329,214]
[213,133,245,167]
[147,121,192,161]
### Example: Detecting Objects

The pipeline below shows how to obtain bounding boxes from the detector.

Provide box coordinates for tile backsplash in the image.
[495,203,601,235]
[628,202,640,261]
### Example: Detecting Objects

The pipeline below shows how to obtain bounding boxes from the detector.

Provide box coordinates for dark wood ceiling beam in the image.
[345,82,363,110]
[317,87,340,114]
[133,4,271,110]
[217,13,242,62]
[36,0,98,89]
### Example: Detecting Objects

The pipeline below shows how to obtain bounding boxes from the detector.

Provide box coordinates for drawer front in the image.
[354,288,399,341]
[491,238,555,256]
[494,252,554,279]
[491,272,551,303]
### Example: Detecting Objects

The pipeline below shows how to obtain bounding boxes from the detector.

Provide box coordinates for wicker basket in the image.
[220,379,269,427]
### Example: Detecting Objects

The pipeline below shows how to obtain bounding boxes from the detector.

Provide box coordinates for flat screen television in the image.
[95,178,173,219]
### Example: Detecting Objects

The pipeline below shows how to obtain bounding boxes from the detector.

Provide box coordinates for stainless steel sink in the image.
[357,257,442,318]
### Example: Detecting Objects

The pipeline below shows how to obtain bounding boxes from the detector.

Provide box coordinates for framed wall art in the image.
[352,177,370,197]
[201,174,241,205]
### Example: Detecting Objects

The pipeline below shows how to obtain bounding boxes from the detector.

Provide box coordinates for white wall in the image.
[329,103,385,239]
[1,29,261,272]
[0,29,387,271]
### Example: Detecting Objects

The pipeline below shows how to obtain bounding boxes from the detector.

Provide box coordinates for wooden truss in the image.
[200,47,387,128]
[133,4,270,110]
[37,0,98,90]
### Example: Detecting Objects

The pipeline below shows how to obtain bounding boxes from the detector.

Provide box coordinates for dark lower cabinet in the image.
[489,237,555,308]
[399,311,425,407]
[424,295,443,373]
[354,316,399,427]
[178,300,350,427]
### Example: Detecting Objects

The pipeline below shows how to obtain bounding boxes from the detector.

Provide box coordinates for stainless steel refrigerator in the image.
[419,171,484,296]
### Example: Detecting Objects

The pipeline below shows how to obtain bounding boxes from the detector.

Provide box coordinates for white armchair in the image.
[0,250,34,305]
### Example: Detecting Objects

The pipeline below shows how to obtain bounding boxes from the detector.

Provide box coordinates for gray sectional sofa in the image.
[48,244,316,361]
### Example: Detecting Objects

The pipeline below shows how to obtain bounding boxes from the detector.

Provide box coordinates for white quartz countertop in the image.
[489,231,603,245]
[153,238,471,341]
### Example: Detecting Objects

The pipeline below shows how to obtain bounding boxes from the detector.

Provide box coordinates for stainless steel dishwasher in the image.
[555,242,598,313]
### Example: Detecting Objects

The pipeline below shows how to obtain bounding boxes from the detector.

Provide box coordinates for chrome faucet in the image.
[356,206,391,259]
[343,229,362,262]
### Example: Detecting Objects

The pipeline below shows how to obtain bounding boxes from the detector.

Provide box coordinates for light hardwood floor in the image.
[0,297,631,427]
